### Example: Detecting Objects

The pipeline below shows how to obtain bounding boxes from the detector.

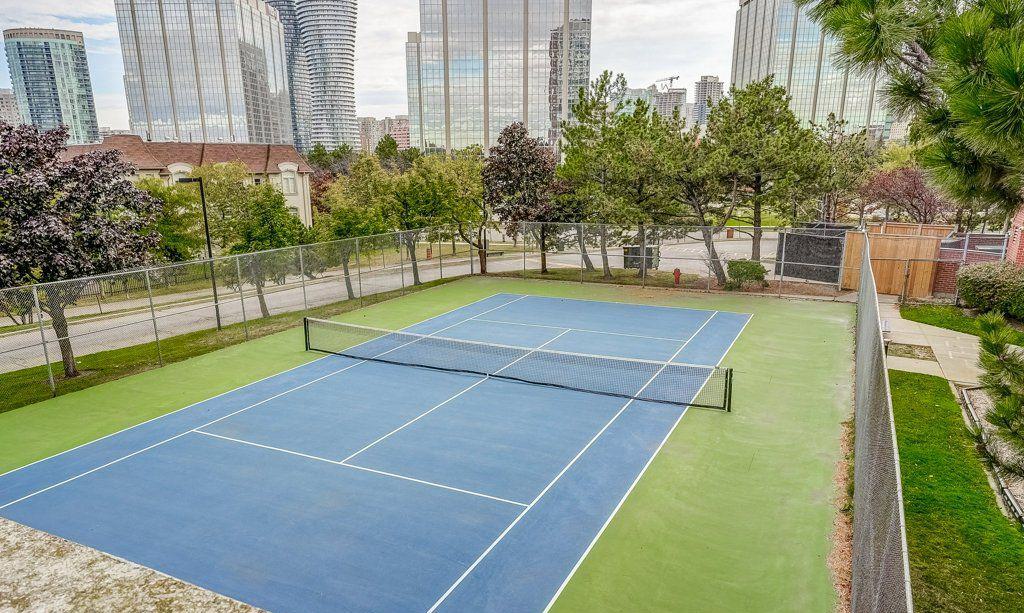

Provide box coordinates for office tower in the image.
[3,29,99,143]
[0,88,20,124]
[293,0,359,149]
[406,0,592,152]
[114,0,293,144]
[265,0,313,151]
[731,0,889,138]
[692,75,723,126]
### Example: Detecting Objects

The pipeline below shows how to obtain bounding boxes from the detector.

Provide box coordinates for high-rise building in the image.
[265,0,313,151]
[406,0,592,153]
[0,88,20,124]
[114,0,293,145]
[359,115,413,152]
[692,75,723,126]
[294,0,359,149]
[731,0,888,138]
[358,116,384,152]
[383,115,410,150]
[3,29,99,143]
[654,88,687,120]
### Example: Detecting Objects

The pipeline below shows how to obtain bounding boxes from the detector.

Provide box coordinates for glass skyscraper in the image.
[265,0,313,151]
[3,29,100,144]
[114,0,293,144]
[406,0,592,152]
[731,0,889,138]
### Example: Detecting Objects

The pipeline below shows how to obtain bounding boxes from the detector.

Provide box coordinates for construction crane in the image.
[655,75,679,92]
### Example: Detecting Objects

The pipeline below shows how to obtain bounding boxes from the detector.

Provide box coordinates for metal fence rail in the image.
[851,235,914,613]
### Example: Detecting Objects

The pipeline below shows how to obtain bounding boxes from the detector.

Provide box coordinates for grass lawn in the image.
[1,277,853,612]
[889,370,1024,612]
[900,303,1024,346]
[0,278,461,415]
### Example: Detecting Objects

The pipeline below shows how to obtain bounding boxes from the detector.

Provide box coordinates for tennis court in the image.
[0,293,749,612]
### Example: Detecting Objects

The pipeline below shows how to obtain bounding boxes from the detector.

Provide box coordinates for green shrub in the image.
[724,259,767,291]
[957,262,1024,319]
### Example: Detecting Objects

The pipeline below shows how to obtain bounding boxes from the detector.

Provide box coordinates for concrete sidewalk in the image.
[879,299,983,385]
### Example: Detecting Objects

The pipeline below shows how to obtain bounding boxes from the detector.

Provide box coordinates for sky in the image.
[0,0,738,130]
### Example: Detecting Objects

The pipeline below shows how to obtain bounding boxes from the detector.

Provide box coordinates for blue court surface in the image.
[0,293,750,613]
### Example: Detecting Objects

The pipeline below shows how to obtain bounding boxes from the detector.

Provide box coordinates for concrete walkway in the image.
[879,298,983,385]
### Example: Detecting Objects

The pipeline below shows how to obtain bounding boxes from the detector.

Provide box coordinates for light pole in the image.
[177,177,222,330]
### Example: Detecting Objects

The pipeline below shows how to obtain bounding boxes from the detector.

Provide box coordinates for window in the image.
[282,175,297,195]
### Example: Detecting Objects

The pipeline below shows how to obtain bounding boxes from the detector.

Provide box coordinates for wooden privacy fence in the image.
[842,232,942,298]
[866,222,955,238]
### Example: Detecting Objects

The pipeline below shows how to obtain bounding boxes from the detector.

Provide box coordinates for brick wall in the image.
[1007,208,1024,265]
[932,234,1007,296]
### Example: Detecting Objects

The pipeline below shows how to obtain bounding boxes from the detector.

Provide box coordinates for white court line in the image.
[470,317,687,343]
[511,293,753,317]
[342,327,572,464]
[426,311,718,612]
[544,311,748,610]
[193,430,527,508]
[0,293,510,482]
[0,294,525,508]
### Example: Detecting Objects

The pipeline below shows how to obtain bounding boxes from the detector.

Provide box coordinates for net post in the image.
[725,368,733,412]
[303,317,310,351]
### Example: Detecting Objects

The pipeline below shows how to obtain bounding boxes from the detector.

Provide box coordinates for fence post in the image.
[143,269,163,366]
[578,223,585,284]
[355,237,364,305]
[836,232,848,292]
[521,222,527,279]
[707,258,713,291]
[235,257,249,340]
[32,285,56,395]
[640,226,647,288]
[777,229,787,297]
[438,234,444,279]
[298,244,309,312]
[399,232,407,290]
[469,232,475,275]
[901,259,911,302]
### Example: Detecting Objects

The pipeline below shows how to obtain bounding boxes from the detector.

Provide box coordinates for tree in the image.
[858,166,954,224]
[706,77,825,260]
[664,125,735,284]
[319,157,393,298]
[189,162,250,251]
[386,154,452,284]
[811,114,877,224]
[430,148,487,272]
[0,123,159,377]
[229,183,307,317]
[978,311,1024,476]
[486,123,562,273]
[137,178,203,262]
[306,142,355,175]
[559,71,632,277]
[801,0,1024,216]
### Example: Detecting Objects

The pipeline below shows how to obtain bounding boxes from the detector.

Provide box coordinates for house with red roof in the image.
[64,135,314,226]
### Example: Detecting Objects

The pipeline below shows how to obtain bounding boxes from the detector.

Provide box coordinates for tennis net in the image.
[304,317,733,411]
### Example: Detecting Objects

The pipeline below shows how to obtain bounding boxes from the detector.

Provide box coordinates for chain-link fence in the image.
[0,227,482,411]
[851,235,913,613]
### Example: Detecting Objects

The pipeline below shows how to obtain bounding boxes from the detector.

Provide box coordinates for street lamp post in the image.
[177,177,222,330]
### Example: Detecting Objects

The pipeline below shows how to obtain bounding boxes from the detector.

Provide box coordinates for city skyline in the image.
[0,0,737,131]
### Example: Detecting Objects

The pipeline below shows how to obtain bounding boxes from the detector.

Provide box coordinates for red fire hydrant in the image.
[673,268,681,286]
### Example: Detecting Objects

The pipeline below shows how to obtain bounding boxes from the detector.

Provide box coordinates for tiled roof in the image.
[63,135,311,174]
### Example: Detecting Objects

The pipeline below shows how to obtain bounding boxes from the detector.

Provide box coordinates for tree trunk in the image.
[700,226,728,285]
[540,226,548,274]
[576,224,595,272]
[599,226,612,280]
[405,234,421,285]
[341,252,355,299]
[48,304,78,378]
[250,260,270,318]
[476,227,488,274]
[636,224,647,278]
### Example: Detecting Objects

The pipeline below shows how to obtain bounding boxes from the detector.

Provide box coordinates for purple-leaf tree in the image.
[0,123,160,377]
[486,122,570,273]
